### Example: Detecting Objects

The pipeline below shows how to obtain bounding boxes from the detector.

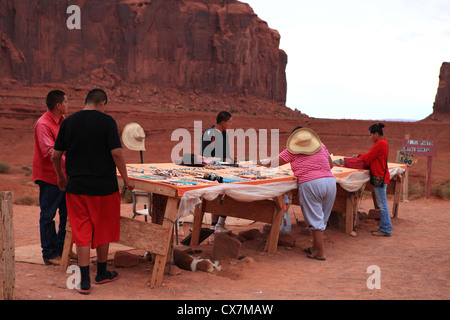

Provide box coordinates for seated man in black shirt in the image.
[201,111,233,233]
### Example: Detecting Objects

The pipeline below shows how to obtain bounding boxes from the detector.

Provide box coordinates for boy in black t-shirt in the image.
[52,89,134,294]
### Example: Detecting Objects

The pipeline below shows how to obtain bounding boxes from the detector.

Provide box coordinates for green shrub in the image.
[22,165,32,176]
[0,161,10,173]
[441,186,450,200]
[14,196,38,206]
[408,182,424,199]
[431,180,450,200]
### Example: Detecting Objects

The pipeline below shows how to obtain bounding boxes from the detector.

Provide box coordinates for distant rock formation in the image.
[429,62,450,120]
[0,0,287,102]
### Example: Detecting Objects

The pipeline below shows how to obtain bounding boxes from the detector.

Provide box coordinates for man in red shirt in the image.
[32,90,69,265]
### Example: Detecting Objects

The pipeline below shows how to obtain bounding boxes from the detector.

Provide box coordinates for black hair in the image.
[291,126,303,134]
[216,111,232,124]
[369,123,385,136]
[46,90,66,111]
[85,88,108,106]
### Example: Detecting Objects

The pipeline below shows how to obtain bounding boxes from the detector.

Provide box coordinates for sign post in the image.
[401,138,437,199]
[1,191,14,300]
[396,150,415,201]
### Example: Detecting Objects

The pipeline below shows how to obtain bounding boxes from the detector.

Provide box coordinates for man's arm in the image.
[36,123,56,160]
[111,148,135,191]
[52,149,67,191]
[201,128,216,158]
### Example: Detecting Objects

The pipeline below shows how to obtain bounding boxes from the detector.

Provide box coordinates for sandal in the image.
[307,254,326,261]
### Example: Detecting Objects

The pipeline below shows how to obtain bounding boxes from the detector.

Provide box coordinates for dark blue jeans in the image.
[373,183,392,235]
[36,180,67,260]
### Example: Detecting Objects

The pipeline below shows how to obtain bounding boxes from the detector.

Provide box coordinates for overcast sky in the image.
[244,0,450,121]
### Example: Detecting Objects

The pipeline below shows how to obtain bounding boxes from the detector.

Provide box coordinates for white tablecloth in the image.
[177,167,405,217]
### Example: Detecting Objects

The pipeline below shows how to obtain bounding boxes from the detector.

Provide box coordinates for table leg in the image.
[59,220,73,271]
[345,193,355,234]
[190,203,204,246]
[149,196,179,288]
[265,195,284,255]
[392,176,402,218]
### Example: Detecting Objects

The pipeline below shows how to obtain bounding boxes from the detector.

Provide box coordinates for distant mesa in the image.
[426,62,450,121]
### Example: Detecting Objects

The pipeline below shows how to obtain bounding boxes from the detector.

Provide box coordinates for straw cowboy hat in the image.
[286,128,322,155]
[122,123,146,151]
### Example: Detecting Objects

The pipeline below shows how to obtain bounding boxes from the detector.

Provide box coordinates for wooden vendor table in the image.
[59,160,405,288]
[59,163,297,287]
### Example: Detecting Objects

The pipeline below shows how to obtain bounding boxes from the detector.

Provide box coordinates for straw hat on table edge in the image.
[122,122,146,151]
[286,127,322,155]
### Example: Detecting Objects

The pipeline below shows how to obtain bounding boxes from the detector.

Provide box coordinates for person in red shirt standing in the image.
[357,123,392,237]
[32,90,69,265]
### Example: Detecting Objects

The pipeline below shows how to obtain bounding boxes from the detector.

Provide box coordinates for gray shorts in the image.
[298,177,337,231]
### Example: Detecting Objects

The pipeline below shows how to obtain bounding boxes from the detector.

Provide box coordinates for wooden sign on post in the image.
[401,139,437,157]
[401,139,437,199]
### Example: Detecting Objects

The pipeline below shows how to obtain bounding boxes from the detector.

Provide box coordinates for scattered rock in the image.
[113,251,144,268]
[211,233,242,260]
[238,229,262,240]
[277,233,296,247]
[367,209,380,219]
[165,264,182,276]
[358,211,368,220]
[262,224,272,235]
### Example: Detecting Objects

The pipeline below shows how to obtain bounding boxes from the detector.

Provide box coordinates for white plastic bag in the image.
[280,195,291,233]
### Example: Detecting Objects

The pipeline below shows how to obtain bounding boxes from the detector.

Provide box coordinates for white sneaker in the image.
[214,223,231,233]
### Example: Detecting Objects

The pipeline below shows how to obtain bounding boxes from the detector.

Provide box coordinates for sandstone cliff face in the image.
[432,62,450,117]
[0,0,287,102]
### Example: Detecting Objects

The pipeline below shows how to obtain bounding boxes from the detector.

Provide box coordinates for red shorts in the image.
[66,192,121,249]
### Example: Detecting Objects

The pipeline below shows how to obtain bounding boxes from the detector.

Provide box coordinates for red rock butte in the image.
[0,0,287,103]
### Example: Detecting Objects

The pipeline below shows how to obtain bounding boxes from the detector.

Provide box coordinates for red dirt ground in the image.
[8,197,450,300]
